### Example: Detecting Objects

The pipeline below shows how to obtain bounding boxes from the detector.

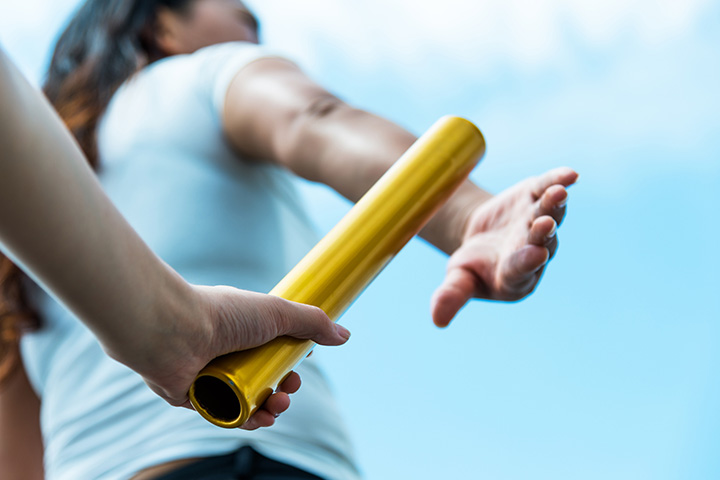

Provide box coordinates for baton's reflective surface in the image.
[189,116,486,428]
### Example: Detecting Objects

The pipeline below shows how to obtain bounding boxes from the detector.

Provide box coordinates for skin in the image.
[154,0,260,50]
[0,343,43,480]
[152,0,577,324]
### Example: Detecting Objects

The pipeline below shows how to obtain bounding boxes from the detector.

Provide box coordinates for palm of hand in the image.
[431,167,578,326]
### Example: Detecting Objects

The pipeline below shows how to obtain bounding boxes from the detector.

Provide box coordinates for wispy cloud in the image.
[1,0,712,82]
[252,0,713,74]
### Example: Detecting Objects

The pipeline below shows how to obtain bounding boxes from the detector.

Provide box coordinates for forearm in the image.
[0,50,197,361]
[283,104,492,253]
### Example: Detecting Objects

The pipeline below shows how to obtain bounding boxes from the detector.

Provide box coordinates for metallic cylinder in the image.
[189,116,486,428]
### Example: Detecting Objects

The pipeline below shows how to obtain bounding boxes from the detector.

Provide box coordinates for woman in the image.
[2,0,577,478]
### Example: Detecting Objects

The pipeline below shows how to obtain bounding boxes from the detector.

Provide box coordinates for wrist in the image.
[457,190,492,243]
[102,265,208,375]
[421,181,492,254]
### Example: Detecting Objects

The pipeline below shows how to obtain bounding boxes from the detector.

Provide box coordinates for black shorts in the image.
[153,446,324,480]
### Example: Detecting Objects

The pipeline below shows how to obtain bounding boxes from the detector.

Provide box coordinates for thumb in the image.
[431,267,476,327]
[271,298,351,346]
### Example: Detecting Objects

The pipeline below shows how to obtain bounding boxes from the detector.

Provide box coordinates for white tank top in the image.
[20,42,360,480]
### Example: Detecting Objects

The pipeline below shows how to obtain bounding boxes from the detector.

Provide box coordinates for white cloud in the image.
[565,0,712,45]
[252,0,713,74]
[0,0,713,82]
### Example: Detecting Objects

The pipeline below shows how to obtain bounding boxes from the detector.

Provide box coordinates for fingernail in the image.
[336,324,351,340]
[546,222,557,239]
[556,194,568,208]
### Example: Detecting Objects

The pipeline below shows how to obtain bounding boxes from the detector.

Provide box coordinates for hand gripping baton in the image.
[189,116,486,428]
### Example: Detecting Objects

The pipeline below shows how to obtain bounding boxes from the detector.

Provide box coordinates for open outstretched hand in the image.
[431,167,578,327]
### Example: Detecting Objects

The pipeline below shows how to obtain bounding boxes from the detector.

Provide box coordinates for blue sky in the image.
[1,1,719,479]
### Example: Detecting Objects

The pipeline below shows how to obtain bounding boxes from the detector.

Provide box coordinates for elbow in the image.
[300,93,346,122]
[275,93,349,177]
[281,92,348,149]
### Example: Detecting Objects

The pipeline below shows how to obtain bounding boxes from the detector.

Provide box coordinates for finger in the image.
[537,188,567,227]
[277,371,302,394]
[527,216,557,246]
[531,167,579,199]
[241,392,291,430]
[431,267,478,328]
[536,185,568,216]
[263,391,291,417]
[241,387,296,430]
[546,233,559,260]
[241,409,275,430]
[501,245,548,293]
[270,298,351,346]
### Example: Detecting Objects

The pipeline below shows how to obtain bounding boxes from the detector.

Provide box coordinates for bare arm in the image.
[0,48,198,372]
[222,58,491,254]
[222,58,578,325]
[0,348,43,480]
[0,49,349,425]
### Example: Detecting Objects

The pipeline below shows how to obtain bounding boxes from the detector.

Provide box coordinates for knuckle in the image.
[304,305,328,332]
[311,305,330,325]
[268,297,292,336]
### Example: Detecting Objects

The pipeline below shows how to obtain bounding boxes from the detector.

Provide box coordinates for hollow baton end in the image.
[189,372,250,429]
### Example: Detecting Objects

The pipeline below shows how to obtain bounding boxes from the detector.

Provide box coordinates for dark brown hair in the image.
[0,0,194,386]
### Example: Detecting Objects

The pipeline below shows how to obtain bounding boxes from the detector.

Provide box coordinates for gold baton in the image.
[189,116,486,428]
